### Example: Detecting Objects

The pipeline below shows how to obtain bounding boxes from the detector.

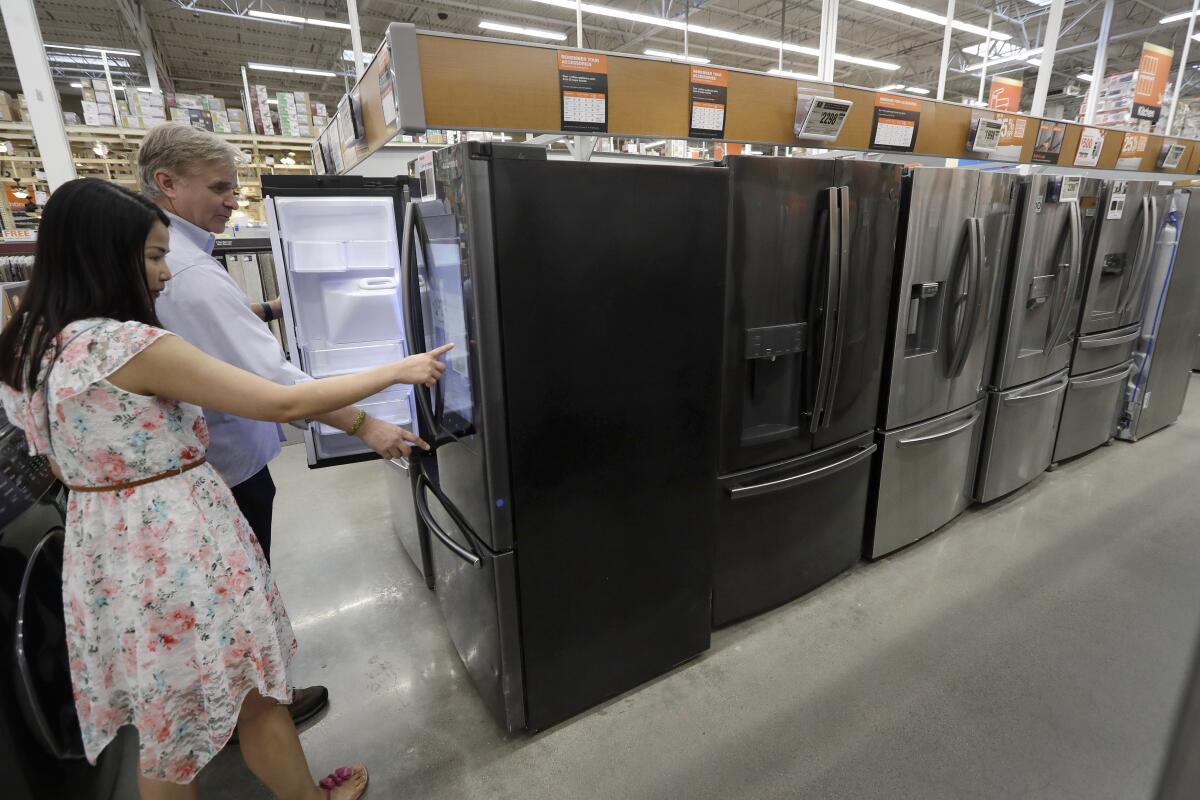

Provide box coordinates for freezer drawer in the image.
[867,399,985,559]
[382,457,433,589]
[713,433,875,627]
[1052,361,1134,463]
[975,370,1069,502]
[1071,323,1141,375]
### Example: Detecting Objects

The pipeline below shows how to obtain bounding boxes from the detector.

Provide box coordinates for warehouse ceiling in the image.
[3,1,1200,121]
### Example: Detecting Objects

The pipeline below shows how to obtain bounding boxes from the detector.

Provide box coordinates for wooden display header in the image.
[321,24,1200,177]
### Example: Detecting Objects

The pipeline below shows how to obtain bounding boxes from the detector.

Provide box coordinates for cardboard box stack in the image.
[228,108,249,133]
[16,94,29,122]
[125,89,167,128]
[252,85,275,136]
[0,91,16,122]
[81,79,116,127]
[312,101,328,133]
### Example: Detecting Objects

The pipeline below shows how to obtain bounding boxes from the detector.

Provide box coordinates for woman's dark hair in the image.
[0,178,169,390]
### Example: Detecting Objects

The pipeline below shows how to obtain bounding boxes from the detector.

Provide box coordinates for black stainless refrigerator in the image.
[711,156,900,626]
[1052,180,1171,463]
[866,167,1018,559]
[402,143,726,731]
[976,175,1104,501]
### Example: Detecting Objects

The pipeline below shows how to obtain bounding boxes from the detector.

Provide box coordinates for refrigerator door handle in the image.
[896,411,981,448]
[950,217,984,378]
[1003,380,1068,404]
[1120,194,1157,319]
[1048,201,1084,354]
[400,202,440,443]
[809,186,840,433]
[819,185,851,429]
[415,474,482,568]
[1079,328,1141,348]
[1070,363,1135,390]
[727,443,877,500]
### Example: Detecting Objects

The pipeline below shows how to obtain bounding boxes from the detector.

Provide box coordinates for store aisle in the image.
[195,376,1200,800]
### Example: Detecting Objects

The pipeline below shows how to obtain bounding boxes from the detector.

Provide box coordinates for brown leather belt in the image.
[67,458,207,493]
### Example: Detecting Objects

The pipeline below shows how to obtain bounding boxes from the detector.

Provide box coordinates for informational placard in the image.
[987,113,1027,162]
[1107,180,1129,220]
[336,99,356,149]
[687,66,727,139]
[1031,121,1066,164]
[1117,132,1149,170]
[871,93,920,152]
[1132,42,1173,124]
[2,229,35,242]
[376,45,398,127]
[794,94,853,141]
[1074,127,1105,167]
[988,76,1023,112]
[557,51,608,133]
[967,117,1003,152]
[1059,175,1082,202]
[1158,141,1187,170]
[310,140,326,175]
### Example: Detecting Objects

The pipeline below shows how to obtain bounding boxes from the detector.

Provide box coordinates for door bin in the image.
[1053,361,1135,463]
[867,399,985,559]
[976,370,1070,502]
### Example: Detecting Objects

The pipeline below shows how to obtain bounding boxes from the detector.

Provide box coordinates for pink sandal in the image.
[319,765,368,799]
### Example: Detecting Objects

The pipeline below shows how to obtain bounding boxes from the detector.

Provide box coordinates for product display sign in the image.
[1058,176,1082,203]
[1158,141,1187,170]
[871,93,920,152]
[688,66,727,138]
[794,94,853,141]
[1074,127,1105,167]
[1031,121,1066,164]
[1132,42,1173,124]
[1107,180,1129,220]
[376,45,398,127]
[1117,132,1149,170]
[988,76,1023,112]
[967,117,1003,153]
[557,51,608,133]
[310,140,326,175]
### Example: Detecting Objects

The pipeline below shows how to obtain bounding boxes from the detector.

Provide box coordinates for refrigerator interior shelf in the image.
[288,240,396,272]
[302,341,406,377]
[316,394,413,436]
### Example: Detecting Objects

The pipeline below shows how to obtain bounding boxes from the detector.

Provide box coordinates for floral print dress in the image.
[0,318,296,783]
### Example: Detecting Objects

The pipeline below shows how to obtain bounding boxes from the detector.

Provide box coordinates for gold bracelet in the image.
[347,409,367,436]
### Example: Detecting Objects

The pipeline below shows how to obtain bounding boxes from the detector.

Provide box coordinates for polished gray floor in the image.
[189,376,1200,799]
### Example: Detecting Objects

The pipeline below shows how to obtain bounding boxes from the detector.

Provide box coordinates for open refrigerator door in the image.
[264,188,416,466]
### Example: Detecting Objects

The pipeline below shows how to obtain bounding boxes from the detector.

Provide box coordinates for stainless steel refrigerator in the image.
[866,167,1018,559]
[711,156,900,626]
[1053,180,1171,463]
[1120,189,1200,441]
[402,143,726,731]
[976,175,1104,502]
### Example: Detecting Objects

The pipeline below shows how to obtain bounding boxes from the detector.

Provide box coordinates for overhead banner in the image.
[688,66,727,139]
[1132,42,1173,124]
[558,51,608,133]
[871,93,921,152]
[988,76,1023,113]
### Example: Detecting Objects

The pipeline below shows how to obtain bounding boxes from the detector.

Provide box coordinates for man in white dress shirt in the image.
[137,123,424,727]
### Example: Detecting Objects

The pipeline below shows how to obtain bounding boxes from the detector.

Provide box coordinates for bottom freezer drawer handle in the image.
[728,444,877,500]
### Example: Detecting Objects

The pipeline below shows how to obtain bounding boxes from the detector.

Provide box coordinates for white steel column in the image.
[936,0,957,100]
[1030,0,1066,118]
[576,0,584,47]
[977,13,992,105]
[1084,0,1114,124]
[347,0,365,78]
[100,52,119,127]
[1165,0,1199,134]
[818,0,839,82]
[0,0,75,189]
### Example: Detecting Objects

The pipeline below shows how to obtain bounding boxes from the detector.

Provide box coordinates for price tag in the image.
[2,229,35,242]
[1059,176,1082,202]
[969,118,1003,153]
[795,95,853,141]
[1159,143,1186,170]
[1107,181,1128,220]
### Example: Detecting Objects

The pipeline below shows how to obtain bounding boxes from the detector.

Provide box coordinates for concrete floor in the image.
[187,375,1200,800]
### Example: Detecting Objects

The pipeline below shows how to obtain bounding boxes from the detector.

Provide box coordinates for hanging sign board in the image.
[1117,132,1149,170]
[1031,121,1066,164]
[794,94,853,141]
[1074,127,1105,167]
[557,51,608,133]
[1158,141,1187,170]
[871,93,921,152]
[988,76,1023,112]
[1132,42,1173,124]
[688,66,728,139]
[967,117,1003,153]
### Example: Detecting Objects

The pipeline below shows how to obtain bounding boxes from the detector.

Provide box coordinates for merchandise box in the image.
[174,93,203,110]
[81,87,97,102]
[91,78,107,90]
[96,91,111,105]
[62,112,80,125]
[81,100,99,116]
[170,107,190,122]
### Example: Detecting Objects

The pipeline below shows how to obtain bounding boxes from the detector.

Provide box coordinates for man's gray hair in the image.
[137,123,243,199]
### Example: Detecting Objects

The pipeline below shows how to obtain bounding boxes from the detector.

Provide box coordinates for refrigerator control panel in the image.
[745,323,807,359]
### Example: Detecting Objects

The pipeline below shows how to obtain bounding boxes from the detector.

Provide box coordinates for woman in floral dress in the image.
[0,178,451,800]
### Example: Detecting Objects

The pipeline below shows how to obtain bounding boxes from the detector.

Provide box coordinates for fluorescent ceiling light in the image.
[247,62,337,78]
[341,49,373,64]
[480,21,567,40]
[879,83,905,91]
[967,47,1041,71]
[644,48,710,64]
[847,0,1011,40]
[528,0,900,70]
[1026,58,1041,66]
[769,68,821,80]
[1077,73,1093,82]
[45,43,141,57]
[47,53,131,68]
[248,10,350,29]
[137,86,155,92]
[1162,10,1200,24]
[70,82,83,88]
[905,86,930,94]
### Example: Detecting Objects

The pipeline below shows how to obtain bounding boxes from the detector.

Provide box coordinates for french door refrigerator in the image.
[975,175,1103,501]
[262,175,433,587]
[402,143,726,732]
[711,156,900,627]
[866,168,1018,559]
[1052,180,1171,463]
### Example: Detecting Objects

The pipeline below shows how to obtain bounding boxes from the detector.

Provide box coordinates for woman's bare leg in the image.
[136,774,199,800]
[236,689,367,800]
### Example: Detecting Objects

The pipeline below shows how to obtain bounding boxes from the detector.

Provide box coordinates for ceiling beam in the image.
[116,0,173,91]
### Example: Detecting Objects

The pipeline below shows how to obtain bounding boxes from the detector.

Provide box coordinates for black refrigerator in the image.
[402,143,726,731]
[711,156,901,627]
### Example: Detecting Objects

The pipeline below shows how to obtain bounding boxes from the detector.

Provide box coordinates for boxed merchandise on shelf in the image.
[228,107,248,133]
[0,91,15,122]
[254,85,276,135]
